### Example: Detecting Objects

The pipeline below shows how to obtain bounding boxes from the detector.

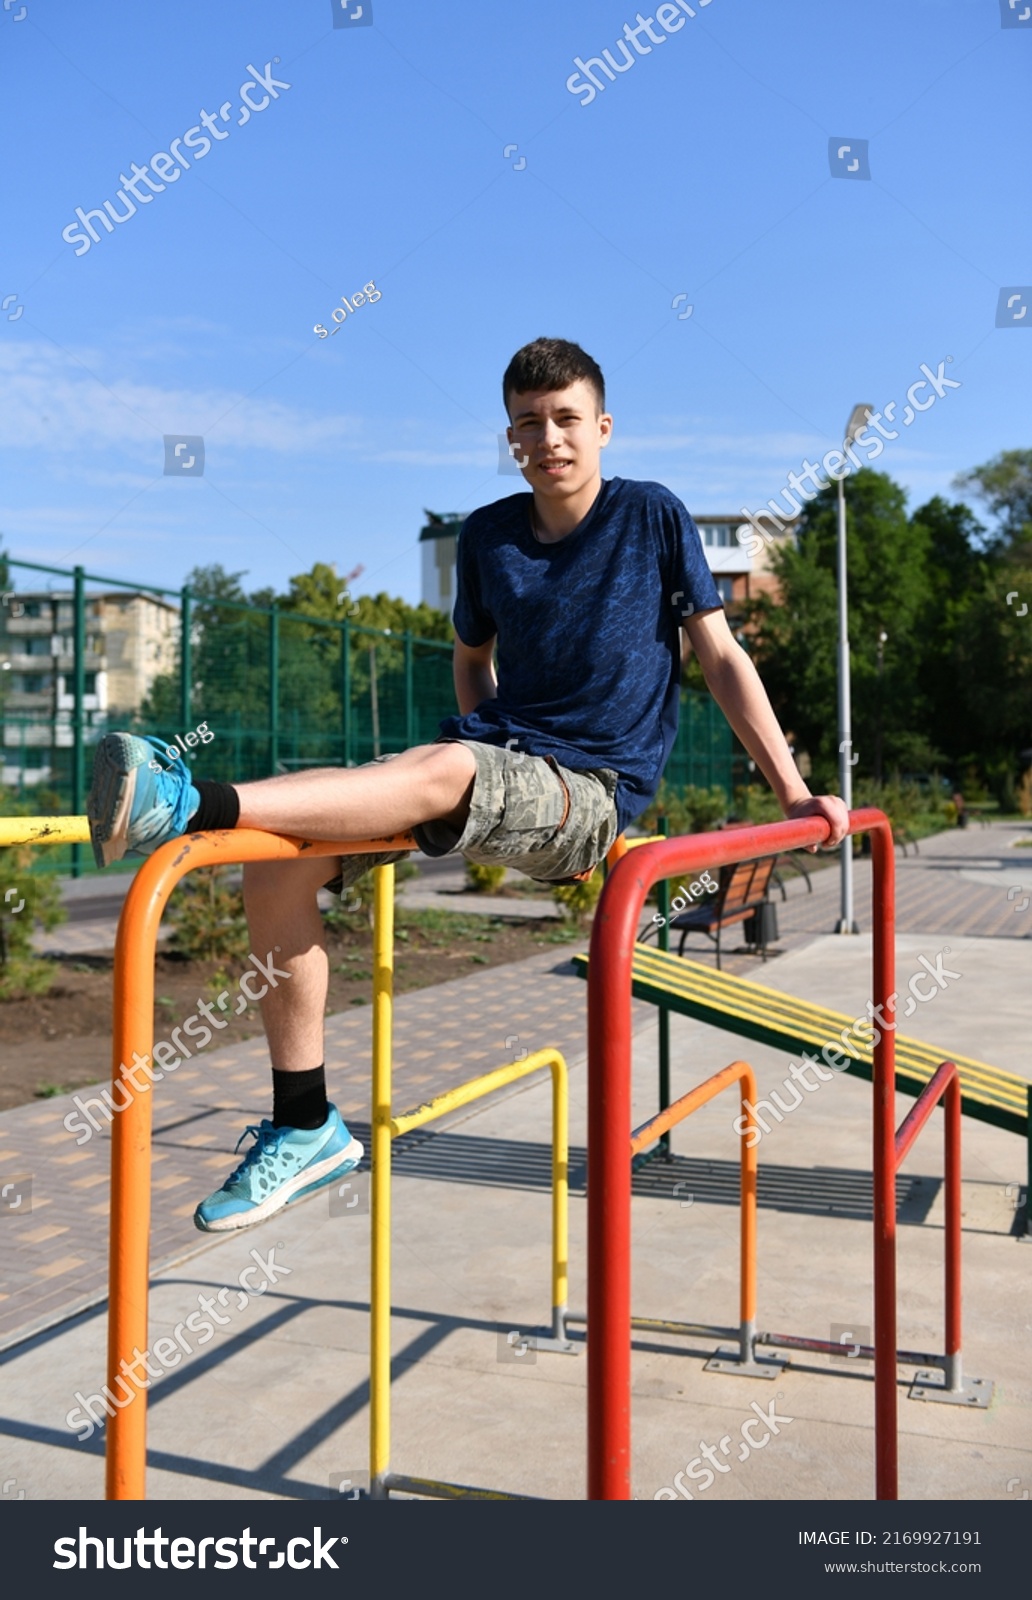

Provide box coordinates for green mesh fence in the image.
[1,558,733,874]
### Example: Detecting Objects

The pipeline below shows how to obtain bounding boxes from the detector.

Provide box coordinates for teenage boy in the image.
[87,337,848,1235]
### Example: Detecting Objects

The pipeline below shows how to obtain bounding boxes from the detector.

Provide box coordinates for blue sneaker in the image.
[194,1106,363,1233]
[87,733,201,868]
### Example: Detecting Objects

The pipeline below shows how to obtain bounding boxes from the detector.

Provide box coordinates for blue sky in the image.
[1,0,1028,605]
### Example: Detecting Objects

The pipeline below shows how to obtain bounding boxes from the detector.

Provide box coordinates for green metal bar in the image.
[71,566,86,879]
[404,630,414,749]
[268,605,279,775]
[8,557,175,599]
[657,814,671,1155]
[179,585,192,732]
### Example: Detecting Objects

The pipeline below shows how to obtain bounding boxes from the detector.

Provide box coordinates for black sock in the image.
[272,1065,328,1131]
[187,780,241,832]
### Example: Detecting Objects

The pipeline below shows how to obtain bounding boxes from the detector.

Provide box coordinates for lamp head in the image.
[845,404,874,447]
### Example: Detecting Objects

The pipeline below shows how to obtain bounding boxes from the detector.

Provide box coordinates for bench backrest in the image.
[718,855,776,914]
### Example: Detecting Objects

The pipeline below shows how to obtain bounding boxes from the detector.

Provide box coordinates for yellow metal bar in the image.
[389,1048,568,1326]
[625,950,1025,1107]
[551,1051,569,1322]
[370,862,394,1497]
[391,1050,565,1136]
[0,815,91,846]
[384,1473,538,1501]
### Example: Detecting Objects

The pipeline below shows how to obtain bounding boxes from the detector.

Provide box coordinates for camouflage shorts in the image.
[323,738,620,898]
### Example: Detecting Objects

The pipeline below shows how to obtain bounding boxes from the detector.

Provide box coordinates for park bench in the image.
[657,854,778,969]
[572,945,1032,1211]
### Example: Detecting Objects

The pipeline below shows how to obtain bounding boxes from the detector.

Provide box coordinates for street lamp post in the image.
[835,403,873,936]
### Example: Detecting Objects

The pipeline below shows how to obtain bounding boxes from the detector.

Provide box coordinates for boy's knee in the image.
[243,861,282,909]
[424,742,477,814]
[243,857,335,905]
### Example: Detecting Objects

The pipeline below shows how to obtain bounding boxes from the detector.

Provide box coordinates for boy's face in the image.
[506,379,613,503]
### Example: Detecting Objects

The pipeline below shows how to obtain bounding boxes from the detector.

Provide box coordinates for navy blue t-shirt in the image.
[440,476,723,832]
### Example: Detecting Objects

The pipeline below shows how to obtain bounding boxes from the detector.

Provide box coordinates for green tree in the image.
[930,454,1032,789]
[950,557,1032,795]
[0,544,10,722]
[741,459,1032,797]
[954,449,1032,551]
[909,496,988,768]
[744,470,938,786]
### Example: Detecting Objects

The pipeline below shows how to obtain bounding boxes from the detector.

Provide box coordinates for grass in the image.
[395,906,584,949]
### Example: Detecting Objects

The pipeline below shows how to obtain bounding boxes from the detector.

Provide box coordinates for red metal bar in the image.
[894,1060,957,1168]
[586,809,894,1502]
[869,821,897,1500]
[945,1073,961,1372]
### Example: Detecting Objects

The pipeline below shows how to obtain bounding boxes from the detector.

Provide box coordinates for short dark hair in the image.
[502,337,605,419]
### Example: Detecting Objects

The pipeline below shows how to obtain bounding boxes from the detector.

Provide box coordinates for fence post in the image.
[369,644,380,760]
[269,605,280,775]
[179,585,192,732]
[404,630,414,749]
[71,566,86,879]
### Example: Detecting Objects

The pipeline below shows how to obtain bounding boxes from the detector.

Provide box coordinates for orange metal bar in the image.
[104,827,416,1501]
[630,1060,757,1335]
[893,1061,963,1391]
[605,834,630,869]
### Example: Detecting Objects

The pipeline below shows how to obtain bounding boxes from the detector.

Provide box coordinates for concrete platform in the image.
[1,943,1029,1503]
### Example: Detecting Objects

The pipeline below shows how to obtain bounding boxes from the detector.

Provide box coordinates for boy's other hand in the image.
[784,794,850,852]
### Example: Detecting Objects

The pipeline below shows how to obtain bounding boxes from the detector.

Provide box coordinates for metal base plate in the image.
[909,1370,993,1408]
[524,1334,580,1356]
[704,1346,787,1380]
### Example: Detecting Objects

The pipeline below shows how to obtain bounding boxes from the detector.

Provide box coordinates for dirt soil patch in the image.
[0,909,585,1113]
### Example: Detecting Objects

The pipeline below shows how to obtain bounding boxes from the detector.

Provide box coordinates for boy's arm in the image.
[684,609,849,848]
[453,634,498,716]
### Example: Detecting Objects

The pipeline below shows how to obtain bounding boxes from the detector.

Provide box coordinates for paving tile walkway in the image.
[0,949,655,1350]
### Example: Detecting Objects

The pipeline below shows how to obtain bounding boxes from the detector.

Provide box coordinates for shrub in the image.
[0,794,67,1000]
[166,867,250,963]
[326,858,419,924]
[464,860,507,894]
[732,783,783,824]
[550,868,603,925]
[640,781,729,838]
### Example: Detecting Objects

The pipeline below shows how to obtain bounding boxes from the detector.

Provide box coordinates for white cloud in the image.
[0,341,365,457]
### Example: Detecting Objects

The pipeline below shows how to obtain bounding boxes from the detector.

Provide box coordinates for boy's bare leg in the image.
[242,853,340,1074]
[234,741,476,839]
[238,744,478,1079]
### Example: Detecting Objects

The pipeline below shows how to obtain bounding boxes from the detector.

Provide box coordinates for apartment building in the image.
[0,588,179,788]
